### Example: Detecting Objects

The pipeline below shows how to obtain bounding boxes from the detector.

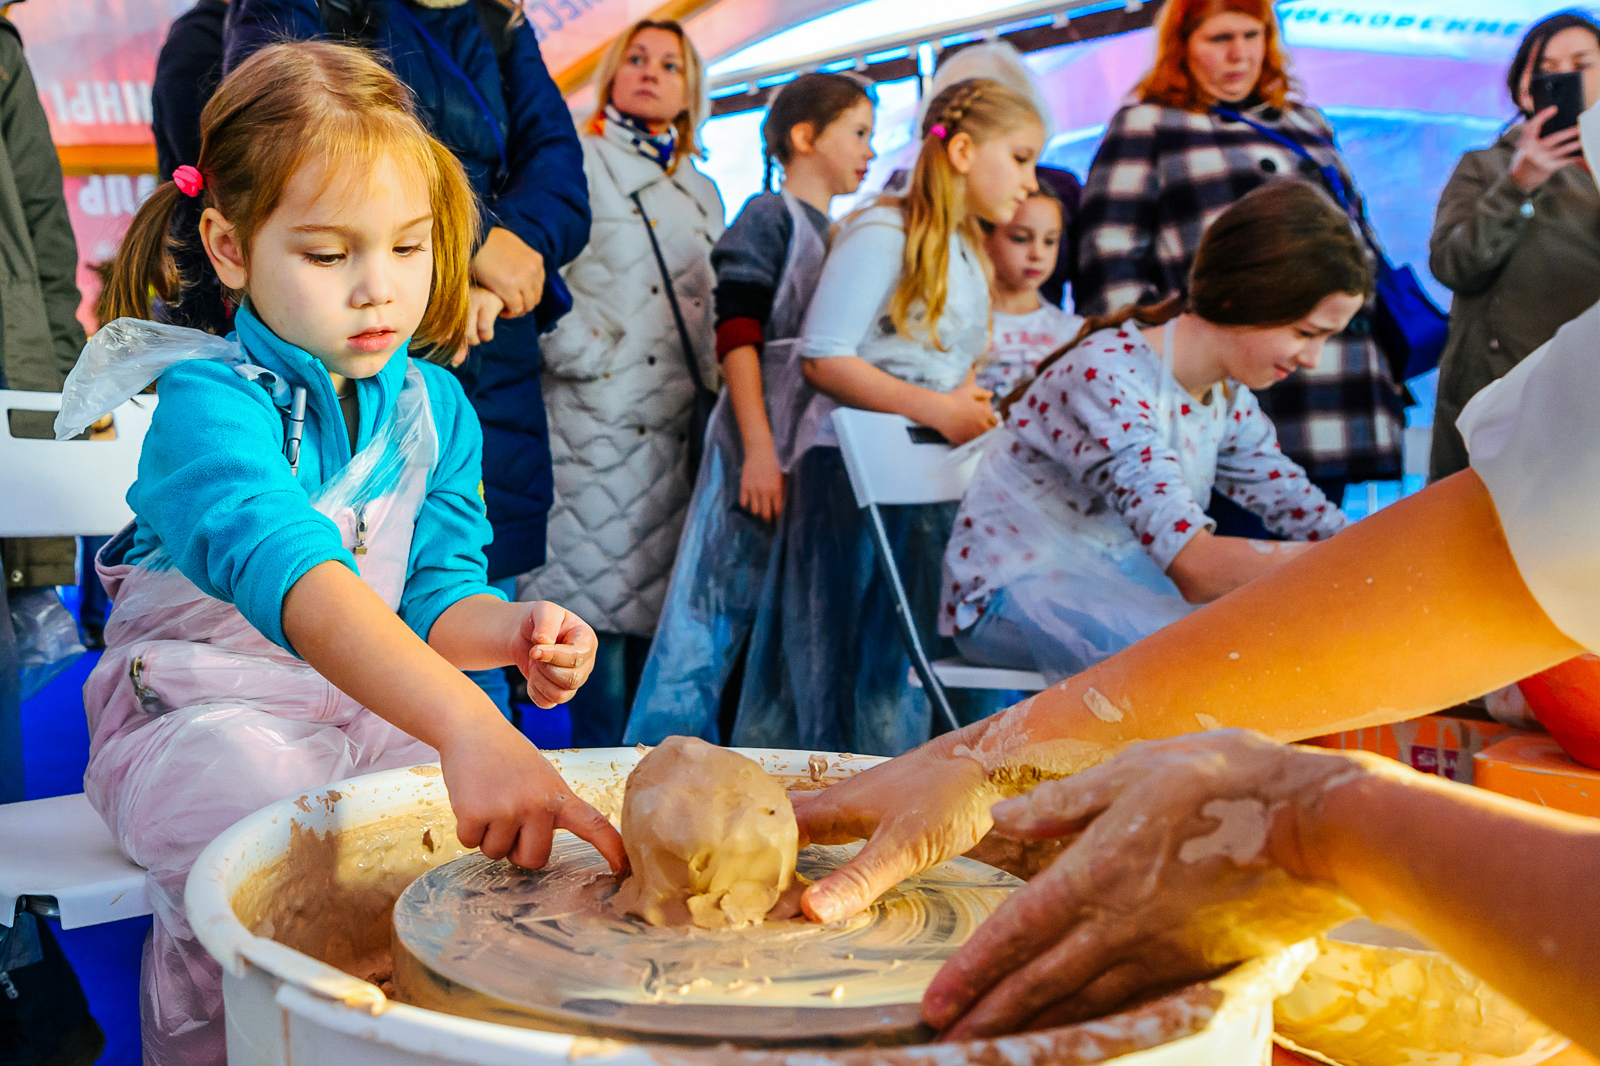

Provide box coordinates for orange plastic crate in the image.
[1308,715,1522,785]
[1475,734,1600,819]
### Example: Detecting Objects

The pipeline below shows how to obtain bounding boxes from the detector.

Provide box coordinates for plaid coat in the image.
[1073,100,1403,484]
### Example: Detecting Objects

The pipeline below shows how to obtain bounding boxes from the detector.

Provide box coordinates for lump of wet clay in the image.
[613,736,800,930]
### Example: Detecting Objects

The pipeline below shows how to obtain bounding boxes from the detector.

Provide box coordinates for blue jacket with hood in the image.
[110,308,503,654]
[223,0,589,579]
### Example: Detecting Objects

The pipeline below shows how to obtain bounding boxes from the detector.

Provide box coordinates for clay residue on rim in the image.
[220,758,1260,1066]
[229,797,467,979]
[226,768,847,983]
[641,983,1224,1066]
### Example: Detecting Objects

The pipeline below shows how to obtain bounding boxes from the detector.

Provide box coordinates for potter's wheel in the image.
[392,834,1020,1047]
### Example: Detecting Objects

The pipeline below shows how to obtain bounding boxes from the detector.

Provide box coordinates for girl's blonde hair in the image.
[589,19,709,164]
[107,41,477,360]
[890,78,1042,351]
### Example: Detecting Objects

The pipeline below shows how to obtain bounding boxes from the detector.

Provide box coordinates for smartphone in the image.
[1532,71,1586,136]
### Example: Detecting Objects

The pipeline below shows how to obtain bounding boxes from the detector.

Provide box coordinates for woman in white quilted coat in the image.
[520,19,724,744]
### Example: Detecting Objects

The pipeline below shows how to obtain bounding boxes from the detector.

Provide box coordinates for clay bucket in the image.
[186,749,1315,1066]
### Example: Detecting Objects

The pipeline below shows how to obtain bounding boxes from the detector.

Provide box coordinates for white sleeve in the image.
[1459,298,1600,650]
[799,213,904,360]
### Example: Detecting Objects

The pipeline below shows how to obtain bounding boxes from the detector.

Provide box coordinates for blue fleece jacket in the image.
[225,0,590,578]
[113,308,503,653]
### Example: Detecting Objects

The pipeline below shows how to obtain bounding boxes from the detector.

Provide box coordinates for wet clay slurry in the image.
[390,835,1021,1046]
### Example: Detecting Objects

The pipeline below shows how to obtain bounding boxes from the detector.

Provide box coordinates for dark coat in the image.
[1428,124,1600,481]
[152,0,231,335]
[0,18,87,589]
[225,0,591,578]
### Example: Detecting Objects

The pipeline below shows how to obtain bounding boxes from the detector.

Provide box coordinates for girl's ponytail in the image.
[104,181,187,323]
[98,42,481,358]
[890,78,1040,351]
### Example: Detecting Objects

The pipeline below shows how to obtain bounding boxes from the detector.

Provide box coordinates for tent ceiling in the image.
[705,0,1164,117]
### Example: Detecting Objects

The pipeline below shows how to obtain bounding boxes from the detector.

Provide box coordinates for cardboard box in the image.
[1308,715,1523,785]
[1474,734,1600,819]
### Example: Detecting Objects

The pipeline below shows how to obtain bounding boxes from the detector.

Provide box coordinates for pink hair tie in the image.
[930,123,948,139]
[172,165,204,197]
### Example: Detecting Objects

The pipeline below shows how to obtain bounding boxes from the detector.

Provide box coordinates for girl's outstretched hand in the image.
[921,731,1369,1040]
[514,601,598,708]
[792,733,1000,924]
[440,723,627,873]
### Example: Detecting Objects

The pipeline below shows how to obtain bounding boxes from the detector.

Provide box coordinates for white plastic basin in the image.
[186,748,1315,1066]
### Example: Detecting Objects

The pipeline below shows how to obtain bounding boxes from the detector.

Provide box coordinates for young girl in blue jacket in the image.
[63,43,622,1066]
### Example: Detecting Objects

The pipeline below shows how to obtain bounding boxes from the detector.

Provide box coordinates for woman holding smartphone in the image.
[1429,11,1600,481]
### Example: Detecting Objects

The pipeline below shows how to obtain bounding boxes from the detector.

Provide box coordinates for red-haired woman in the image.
[1073,0,1403,513]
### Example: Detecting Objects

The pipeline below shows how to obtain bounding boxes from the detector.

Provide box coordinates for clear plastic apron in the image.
[626,193,831,743]
[64,321,439,1066]
[989,319,1226,680]
[761,191,832,471]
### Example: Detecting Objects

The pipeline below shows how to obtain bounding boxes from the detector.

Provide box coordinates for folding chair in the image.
[831,408,1045,735]
[1,388,154,928]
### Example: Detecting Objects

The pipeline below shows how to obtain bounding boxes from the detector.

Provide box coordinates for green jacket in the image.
[1429,124,1600,481]
[0,17,88,589]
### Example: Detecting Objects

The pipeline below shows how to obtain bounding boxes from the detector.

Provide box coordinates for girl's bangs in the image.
[307,112,442,210]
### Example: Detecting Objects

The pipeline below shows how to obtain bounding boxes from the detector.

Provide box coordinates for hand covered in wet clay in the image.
[512,601,598,708]
[792,731,1002,924]
[921,730,1379,1040]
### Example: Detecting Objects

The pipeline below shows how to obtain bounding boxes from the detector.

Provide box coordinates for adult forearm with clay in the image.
[919,730,1600,1050]
[794,470,1582,922]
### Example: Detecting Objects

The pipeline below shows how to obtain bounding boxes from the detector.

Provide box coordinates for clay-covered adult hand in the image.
[792,733,1001,924]
[513,601,599,708]
[1510,107,1584,194]
[472,226,546,319]
[921,731,1374,1039]
[440,722,626,873]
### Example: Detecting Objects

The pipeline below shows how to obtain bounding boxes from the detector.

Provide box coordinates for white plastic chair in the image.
[831,408,1045,735]
[0,388,153,928]
[1,387,153,536]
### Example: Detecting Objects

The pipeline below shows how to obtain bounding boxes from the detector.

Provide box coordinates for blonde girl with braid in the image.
[732,78,1045,757]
